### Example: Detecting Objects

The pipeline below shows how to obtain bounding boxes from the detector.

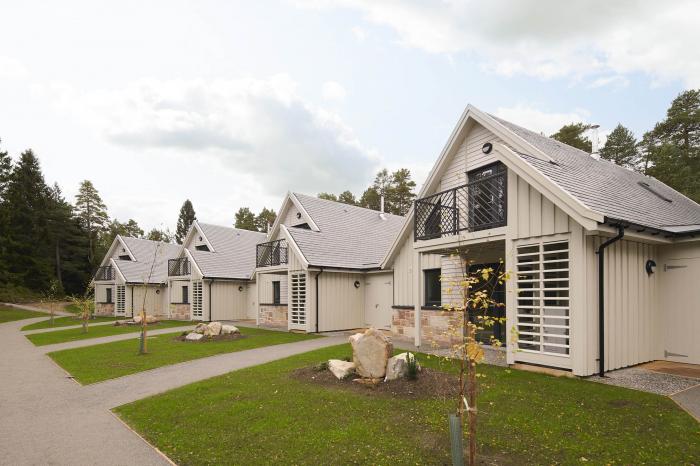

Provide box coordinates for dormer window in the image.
[291,223,311,230]
[195,244,210,252]
[118,255,131,261]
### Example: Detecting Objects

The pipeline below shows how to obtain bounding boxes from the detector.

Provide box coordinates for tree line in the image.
[550,89,700,203]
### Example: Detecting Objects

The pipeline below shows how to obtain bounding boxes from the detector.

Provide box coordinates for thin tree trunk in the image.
[55,241,63,289]
[467,323,477,466]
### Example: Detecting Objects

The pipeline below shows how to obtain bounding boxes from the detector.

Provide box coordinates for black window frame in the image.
[466,161,507,232]
[424,268,441,307]
[272,281,281,305]
[105,287,113,304]
[195,244,210,252]
[182,285,189,304]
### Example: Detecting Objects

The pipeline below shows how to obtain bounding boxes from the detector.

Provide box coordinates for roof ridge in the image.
[198,222,267,235]
[293,192,406,218]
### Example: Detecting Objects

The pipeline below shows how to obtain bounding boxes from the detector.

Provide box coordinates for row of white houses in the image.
[94,104,700,376]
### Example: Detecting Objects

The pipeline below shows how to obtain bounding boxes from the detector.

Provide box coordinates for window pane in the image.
[424,269,441,307]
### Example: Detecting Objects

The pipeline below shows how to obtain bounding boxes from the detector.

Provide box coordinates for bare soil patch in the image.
[291,365,459,399]
[174,333,247,343]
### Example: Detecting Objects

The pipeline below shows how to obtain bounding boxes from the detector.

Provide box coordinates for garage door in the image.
[364,273,393,330]
[662,258,700,364]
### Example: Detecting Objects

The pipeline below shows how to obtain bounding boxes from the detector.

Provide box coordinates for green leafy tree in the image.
[146,228,173,243]
[338,190,357,206]
[234,207,257,231]
[176,199,196,244]
[387,168,416,215]
[599,124,639,169]
[359,186,380,210]
[74,180,109,268]
[255,207,277,232]
[550,123,592,152]
[317,192,338,202]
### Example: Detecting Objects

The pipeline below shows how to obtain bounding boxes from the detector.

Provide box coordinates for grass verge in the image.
[0,307,46,323]
[22,316,118,331]
[116,344,700,465]
[49,327,319,384]
[26,320,191,346]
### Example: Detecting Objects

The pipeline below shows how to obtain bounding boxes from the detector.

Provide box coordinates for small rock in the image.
[221,324,240,335]
[352,377,382,385]
[385,352,419,381]
[185,332,204,341]
[132,315,143,324]
[328,359,355,379]
[205,321,222,336]
[349,327,393,378]
[145,315,158,324]
[193,323,208,334]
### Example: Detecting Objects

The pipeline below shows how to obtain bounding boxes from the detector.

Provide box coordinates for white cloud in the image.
[298,0,700,86]
[0,56,28,80]
[322,80,347,102]
[48,75,378,199]
[351,26,368,42]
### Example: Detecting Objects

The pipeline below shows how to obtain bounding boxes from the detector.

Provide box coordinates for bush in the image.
[406,353,419,380]
[0,284,43,303]
[313,361,329,372]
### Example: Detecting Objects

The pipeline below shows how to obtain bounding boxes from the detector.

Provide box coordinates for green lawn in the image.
[116,344,700,465]
[49,327,319,384]
[21,316,118,331]
[26,320,191,346]
[0,307,46,323]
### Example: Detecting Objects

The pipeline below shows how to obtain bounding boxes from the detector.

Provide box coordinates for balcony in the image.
[256,239,288,268]
[414,168,507,241]
[95,265,114,281]
[168,257,191,277]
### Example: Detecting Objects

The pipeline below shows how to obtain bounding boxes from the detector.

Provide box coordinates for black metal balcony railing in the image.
[414,170,507,241]
[168,257,191,276]
[95,265,114,281]
[256,239,288,268]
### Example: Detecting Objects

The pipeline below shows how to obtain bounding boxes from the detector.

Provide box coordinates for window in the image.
[424,269,441,307]
[272,281,281,305]
[182,285,189,304]
[516,240,570,356]
[118,254,131,261]
[467,162,507,231]
[291,223,311,230]
[195,244,210,252]
[105,288,113,304]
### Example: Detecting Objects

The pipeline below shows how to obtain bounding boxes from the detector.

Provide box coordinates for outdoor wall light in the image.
[354,280,361,288]
[296,212,302,219]
[645,259,656,275]
[238,286,244,292]
[156,289,160,294]
[482,142,493,154]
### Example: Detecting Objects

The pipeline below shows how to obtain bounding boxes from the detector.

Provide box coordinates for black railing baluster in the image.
[168,258,191,276]
[256,239,288,268]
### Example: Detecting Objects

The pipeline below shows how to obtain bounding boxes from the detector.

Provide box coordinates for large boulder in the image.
[132,315,158,324]
[349,328,393,378]
[328,359,355,380]
[221,324,240,335]
[185,332,204,341]
[385,352,419,381]
[205,321,222,336]
[193,323,208,334]
[132,315,142,324]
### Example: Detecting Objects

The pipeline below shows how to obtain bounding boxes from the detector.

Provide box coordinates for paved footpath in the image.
[37,325,195,353]
[0,317,346,465]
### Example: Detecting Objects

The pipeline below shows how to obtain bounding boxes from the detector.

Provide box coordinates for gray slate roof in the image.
[190,223,267,279]
[490,115,700,233]
[286,193,405,269]
[114,237,182,284]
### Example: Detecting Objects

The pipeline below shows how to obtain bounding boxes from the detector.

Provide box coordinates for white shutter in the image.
[116,285,126,315]
[290,272,307,328]
[516,240,570,357]
[192,280,203,319]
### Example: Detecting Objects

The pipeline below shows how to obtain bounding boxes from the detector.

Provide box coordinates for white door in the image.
[662,258,700,364]
[364,273,393,329]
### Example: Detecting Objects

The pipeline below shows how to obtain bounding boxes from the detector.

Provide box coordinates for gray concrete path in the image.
[671,384,700,421]
[3,302,73,317]
[22,320,118,335]
[86,335,347,408]
[0,317,170,466]
[38,325,195,353]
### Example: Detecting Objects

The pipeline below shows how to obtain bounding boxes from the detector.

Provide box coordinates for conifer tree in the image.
[234,207,257,231]
[74,180,109,268]
[600,124,639,169]
[550,123,593,152]
[176,199,196,244]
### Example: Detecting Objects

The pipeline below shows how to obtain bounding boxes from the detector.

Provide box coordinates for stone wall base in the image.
[260,305,288,329]
[391,307,464,349]
[94,302,114,316]
[169,303,191,321]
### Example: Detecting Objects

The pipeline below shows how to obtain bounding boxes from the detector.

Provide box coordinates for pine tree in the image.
[146,228,173,242]
[387,168,416,215]
[599,124,639,168]
[337,190,357,205]
[176,199,196,244]
[0,139,12,284]
[550,123,592,152]
[317,192,338,201]
[359,187,381,210]
[234,207,257,231]
[255,207,277,232]
[74,180,109,268]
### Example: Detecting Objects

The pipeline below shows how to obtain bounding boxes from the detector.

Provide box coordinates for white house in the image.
[255,193,404,332]
[382,104,700,376]
[166,221,266,321]
[93,236,182,318]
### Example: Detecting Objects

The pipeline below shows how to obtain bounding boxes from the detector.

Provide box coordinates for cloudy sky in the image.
[1,0,697,231]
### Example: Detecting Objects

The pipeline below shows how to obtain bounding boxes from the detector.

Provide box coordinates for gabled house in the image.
[167,221,266,321]
[93,236,182,318]
[255,193,404,332]
[382,104,700,376]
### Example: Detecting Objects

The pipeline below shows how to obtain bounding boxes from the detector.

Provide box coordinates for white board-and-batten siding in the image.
[439,123,504,192]
[209,281,249,321]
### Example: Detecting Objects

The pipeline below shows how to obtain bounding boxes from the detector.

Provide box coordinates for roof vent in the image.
[638,181,672,203]
[590,124,600,160]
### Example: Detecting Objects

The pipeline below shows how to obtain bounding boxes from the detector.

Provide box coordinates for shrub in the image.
[406,353,419,380]
[313,361,329,372]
